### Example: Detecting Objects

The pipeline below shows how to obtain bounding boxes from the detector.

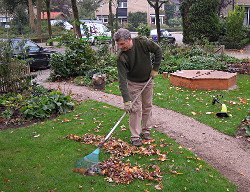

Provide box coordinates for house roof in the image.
[41,12,66,19]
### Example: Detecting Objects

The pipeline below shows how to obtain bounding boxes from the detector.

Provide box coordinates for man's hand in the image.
[151,70,158,79]
[124,101,132,113]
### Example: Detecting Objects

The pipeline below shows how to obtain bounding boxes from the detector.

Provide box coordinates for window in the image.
[243,7,250,26]
[118,2,127,8]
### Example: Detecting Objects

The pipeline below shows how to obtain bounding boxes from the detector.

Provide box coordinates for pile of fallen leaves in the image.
[66,133,169,185]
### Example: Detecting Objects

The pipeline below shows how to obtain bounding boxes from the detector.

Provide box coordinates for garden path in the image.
[33,69,250,192]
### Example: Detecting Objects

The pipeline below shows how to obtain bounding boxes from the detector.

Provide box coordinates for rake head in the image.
[75,148,100,169]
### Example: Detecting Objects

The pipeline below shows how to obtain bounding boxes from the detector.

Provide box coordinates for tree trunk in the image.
[155,0,161,42]
[147,0,169,42]
[45,0,53,46]
[71,0,82,38]
[115,0,119,30]
[36,0,43,38]
[28,0,35,30]
[109,0,115,48]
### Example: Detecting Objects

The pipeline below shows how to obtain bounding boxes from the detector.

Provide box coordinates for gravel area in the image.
[33,69,250,192]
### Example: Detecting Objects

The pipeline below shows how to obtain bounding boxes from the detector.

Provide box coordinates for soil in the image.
[24,69,249,192]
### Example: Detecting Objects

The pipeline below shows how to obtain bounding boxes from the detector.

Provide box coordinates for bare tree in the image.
[147,0,169,42]
[28,0,35,30]
[45,0,53,45]
[36,0,43,38]
[71,0,82,38]
[108,0,115,47]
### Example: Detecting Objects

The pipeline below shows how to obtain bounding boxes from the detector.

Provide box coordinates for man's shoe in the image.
[132,139,142,147]
[141,133,152,140]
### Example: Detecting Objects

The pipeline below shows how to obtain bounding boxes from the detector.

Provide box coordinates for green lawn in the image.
[0,101,236,192]
[106,74,250,136]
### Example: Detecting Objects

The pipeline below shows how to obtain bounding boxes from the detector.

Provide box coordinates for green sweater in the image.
[116,36,162,102]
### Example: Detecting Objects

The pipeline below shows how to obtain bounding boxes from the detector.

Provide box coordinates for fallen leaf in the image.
[154,183,164,190]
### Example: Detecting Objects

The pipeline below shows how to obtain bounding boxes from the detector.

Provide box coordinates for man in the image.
[113,28,162,147]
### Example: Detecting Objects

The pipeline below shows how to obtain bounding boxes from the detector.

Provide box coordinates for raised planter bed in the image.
[168,70,237,90]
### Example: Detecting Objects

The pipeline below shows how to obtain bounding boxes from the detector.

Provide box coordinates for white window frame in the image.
[118,2,127,8]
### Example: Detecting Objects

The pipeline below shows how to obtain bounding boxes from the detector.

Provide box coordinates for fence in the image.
[0,62,31,93]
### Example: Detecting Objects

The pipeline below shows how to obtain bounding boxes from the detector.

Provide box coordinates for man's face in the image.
[116,38,133,51]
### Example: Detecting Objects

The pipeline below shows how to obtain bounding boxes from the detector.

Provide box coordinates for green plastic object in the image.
[75,148,100,169]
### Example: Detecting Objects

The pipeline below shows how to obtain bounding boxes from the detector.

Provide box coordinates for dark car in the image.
[0,38,56,71]
[149,29,176,44]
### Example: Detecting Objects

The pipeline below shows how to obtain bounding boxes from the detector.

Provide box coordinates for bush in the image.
[136,24,150,37]
[49,33,118,85]
[168,18,182,27]
[180,0,221,44]
[0,39,33,93]
[159,44,228,73]
[220,38,250,49]
[49,33,97,80]
[127,12,147,30]
[225,5,245,43]
[219,5,249,49]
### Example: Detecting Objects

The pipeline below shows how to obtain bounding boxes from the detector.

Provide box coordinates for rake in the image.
[75,77,153,170]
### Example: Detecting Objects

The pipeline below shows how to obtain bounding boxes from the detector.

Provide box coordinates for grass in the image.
[0,101,236,192]
[105,74,250,136]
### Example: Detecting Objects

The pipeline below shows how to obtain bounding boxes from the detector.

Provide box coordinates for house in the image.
[0,14,12,27]
[95,0,166,25]
[219,0,250,26]
[237,0,250,26]
[40,12,67,20]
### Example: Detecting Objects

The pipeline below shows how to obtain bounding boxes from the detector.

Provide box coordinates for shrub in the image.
[127,12,147,30]
[0,39,32,93]
[180,0,221,44]
[136,24,150,37]
[49,33,97,80]
[49,33,118,85]
[160,44,228,73]
[219,5,249,49]
[225,5,245,43]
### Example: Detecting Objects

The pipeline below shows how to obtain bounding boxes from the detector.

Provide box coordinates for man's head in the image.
[114,28,133,51]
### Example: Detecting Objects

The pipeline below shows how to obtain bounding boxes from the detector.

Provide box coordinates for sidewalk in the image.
[224,43,250,59]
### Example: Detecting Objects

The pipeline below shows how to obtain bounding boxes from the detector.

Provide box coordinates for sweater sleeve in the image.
[117,56,131,103]
[144,38,162,71]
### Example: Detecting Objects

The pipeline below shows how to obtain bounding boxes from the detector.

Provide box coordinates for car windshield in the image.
[150,29,170,36]
[162,30,170,36]
[150,29,157,35]
[23,40,40,52]
[11,39,40,52]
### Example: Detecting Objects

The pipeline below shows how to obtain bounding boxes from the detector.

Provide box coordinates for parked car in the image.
[80,23,111,45]
[50,20,73,30]
[0,38,57,71]
[149,29,176,44]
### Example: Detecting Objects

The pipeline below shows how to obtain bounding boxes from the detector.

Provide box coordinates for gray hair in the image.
[113,28,131,41]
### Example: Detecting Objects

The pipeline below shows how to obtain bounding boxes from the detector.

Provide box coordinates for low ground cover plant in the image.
[0,101,236,191]
[0,84,74,129]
